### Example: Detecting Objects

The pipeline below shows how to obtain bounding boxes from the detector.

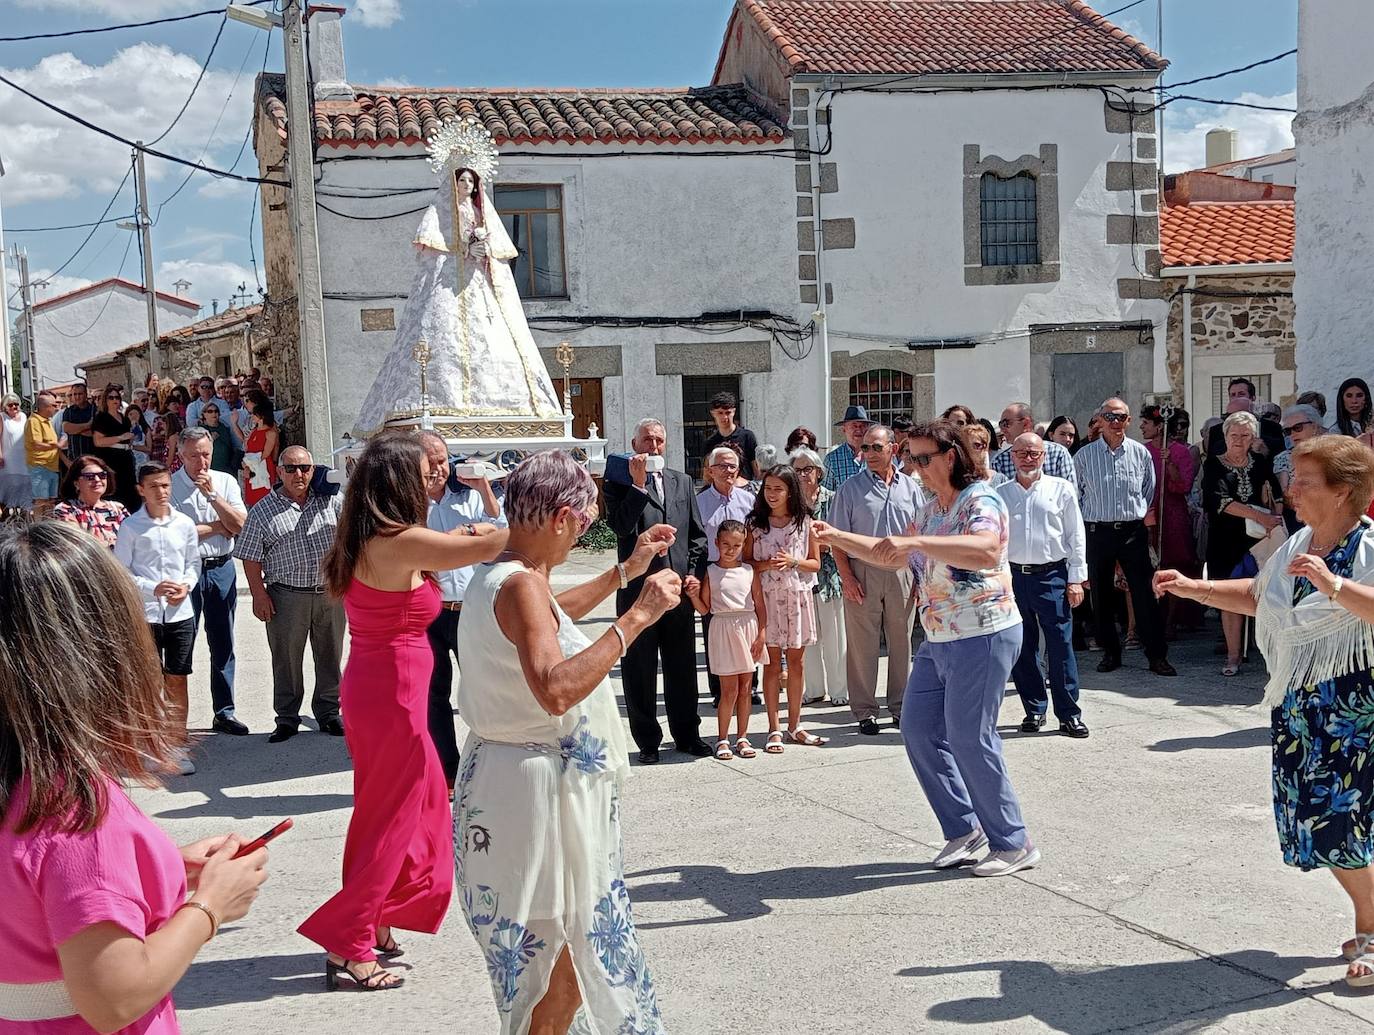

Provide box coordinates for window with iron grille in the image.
[682,374,741,480]
[848,369,913,429]
[494,185,567,299]
[979,173,1039,267]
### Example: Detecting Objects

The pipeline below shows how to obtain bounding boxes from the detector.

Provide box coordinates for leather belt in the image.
[274,584,327,594]
[442,601,463,612]
[1086,520,1143,532]
[202,555,233,569]
[1010,560,1066,576]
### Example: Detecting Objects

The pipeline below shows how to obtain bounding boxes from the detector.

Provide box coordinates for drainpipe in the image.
[1182,273,1196,421]
[809,81,832,449]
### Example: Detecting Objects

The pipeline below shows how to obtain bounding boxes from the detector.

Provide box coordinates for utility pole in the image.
[132,144,160,385]
[281,0,333,456]
[13,246,37,400]
[0,154,10,395]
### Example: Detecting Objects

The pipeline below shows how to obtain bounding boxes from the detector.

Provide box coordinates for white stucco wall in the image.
[313,141,800,467]
[1294,0,1374,399]
[814,84,1167,422]
[32,286,199,388]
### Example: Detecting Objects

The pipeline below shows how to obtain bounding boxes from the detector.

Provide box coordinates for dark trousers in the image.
[264,585,344,725]
[425,607,461,786]
[191,558,237,717]
[1009,563,1081,721]
[621,600,701,752]
[1086,521,1167,662]
[701,612,758,701]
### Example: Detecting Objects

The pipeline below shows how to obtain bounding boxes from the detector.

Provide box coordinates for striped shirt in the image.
[1073,436,1156,523]
[991,440,1078,488]
[822,442,864,491]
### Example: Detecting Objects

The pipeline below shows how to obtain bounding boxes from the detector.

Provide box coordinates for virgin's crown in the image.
[426,117,499,180]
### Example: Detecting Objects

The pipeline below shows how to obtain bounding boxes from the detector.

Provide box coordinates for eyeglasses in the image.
[281,464,312,474]
[859,443,888,453]
[908,451,941,468]
[1012,450,1044,460]
[1101,413,1129,424]
[78,471,108,481]
[793,464,820,474]
[708,462,739,471]
[997,418,1017,427]
[1283,420,1313,434]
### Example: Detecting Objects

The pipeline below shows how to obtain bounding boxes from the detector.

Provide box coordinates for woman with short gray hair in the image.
[456,448,681,1031]
[0,393,31,511]
[1203,408,1284,675]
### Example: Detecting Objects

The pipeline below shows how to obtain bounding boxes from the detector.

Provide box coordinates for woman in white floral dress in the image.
[455,450,679,1034]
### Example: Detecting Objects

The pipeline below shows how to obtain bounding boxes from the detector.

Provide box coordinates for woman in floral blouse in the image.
[53,455,128,549]
[791,446,846,705]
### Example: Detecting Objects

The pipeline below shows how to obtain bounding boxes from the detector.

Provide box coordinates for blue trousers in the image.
[1009,564,1082,722]
[900,626,1029,852]
[191,559,237,717]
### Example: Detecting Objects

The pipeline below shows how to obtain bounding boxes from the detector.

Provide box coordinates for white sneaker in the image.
[174,751,196,776]
[971,844,1040,877]
[933,828,988,869]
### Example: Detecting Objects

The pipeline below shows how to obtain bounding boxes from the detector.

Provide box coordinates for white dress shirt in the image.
[996,473,1088,583]
[427,486,506,602]
[114,508,202,623]
[171,468,245,559]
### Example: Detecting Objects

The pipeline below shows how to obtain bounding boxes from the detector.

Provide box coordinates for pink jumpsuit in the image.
[298,578,453,960]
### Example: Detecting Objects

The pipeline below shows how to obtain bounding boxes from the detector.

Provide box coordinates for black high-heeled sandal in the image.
[374,935,403,959]
[325,958,405,992]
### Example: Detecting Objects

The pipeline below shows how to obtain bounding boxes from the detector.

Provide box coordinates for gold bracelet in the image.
[1202,580,1216,605]
[177,899,220,941]
[1331,575,1345,602]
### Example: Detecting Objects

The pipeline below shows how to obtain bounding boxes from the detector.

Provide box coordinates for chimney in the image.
[172,278,192,297]
[1205,127,1239,168]
[307,5,353,101]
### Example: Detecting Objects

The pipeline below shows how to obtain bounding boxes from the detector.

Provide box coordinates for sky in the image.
[1,0,1299,334]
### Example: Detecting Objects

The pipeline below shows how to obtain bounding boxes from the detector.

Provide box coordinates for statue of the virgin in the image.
[353,117,563,435]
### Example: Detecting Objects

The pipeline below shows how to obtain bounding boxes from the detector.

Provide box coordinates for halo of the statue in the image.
[426,116,499,181]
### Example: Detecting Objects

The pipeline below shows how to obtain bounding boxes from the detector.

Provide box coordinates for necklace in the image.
[502,548,544,572]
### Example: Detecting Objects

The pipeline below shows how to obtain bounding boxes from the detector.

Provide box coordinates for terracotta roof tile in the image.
[722,0,1166,77]
[1159,202,1294,268]
[260,75,786,148]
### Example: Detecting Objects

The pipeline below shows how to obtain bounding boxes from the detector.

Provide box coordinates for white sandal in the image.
[714,739,733,760]
[764,730,785,754]
[1345,932,1374,961]
[1348,949,1374,988]
[734,737,756,759]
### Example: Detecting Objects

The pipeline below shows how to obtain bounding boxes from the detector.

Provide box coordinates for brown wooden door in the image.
[569,377,603,440]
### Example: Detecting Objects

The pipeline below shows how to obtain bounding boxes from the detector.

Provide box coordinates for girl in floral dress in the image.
[748,466,825,752]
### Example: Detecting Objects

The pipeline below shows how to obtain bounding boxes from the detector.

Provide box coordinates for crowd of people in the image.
[8,373,1374,1032]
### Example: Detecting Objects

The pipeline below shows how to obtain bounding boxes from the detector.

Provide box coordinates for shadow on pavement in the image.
[1148,726,1270,753]
[626,860,969,928]
[898,951,1332,1033]
[177,951,325,1007]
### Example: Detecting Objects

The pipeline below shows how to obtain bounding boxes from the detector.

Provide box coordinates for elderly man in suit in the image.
[605,417,711,764]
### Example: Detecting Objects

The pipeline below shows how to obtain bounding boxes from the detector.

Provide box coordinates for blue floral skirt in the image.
[1272,668,1374,871]
[455,737,665,1034]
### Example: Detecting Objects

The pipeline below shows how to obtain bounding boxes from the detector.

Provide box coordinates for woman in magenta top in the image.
[298,432,507,992]
[0,521,268,1033]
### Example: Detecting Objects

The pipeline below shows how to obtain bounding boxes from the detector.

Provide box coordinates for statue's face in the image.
[457,170,476,197]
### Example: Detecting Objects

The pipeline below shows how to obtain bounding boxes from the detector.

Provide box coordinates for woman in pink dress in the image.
[300,432,507,992]
[0,520,267,1034]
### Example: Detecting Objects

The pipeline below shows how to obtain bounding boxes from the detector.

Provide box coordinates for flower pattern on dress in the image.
[485,918,547,1010]
[1271,525,1374,871]
[588,879,636,979]
[559,714,611,774]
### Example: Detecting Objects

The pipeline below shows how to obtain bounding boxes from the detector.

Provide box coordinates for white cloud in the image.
[5,262,94,307]
[196,177,252,201]
[0,44,257,205]
[1163,91,1296,173]
[352,0,402,29]
[156,258,258,313]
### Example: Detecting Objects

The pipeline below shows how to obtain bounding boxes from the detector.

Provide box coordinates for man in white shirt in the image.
[172,427,249,736]
[997,433,1089,738]
[418,431,505,790]
[114,460,201,773]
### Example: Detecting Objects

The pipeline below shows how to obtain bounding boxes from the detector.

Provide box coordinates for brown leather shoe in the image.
[1149,659,1177,677]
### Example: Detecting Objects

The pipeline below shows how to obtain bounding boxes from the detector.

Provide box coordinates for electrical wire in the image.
[8,216,127,233]
[0,0,272,43]
[40,232,137,339]
[145,15,228,147]
[45,165,133,281]
[1158,49,1296,92]
[316,201,429,220]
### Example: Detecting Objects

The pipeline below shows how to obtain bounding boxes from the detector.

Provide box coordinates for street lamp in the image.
[226,4,282,31]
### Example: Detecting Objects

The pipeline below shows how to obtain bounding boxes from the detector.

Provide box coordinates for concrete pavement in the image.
[134,550,1374,1034]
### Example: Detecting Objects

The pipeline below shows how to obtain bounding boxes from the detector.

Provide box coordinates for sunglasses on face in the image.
[1101,413,1129,424]
[908,451,941,468]
[859,443,888,453]
[281,464,312,474]
[1284,420,1313,434]
[78,471,108,481]
[997,418,1017,427]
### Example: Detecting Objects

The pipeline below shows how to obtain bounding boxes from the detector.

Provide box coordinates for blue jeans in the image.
[1009,563,1082,722]
[191,558,237,717]
[900,626,1029,852]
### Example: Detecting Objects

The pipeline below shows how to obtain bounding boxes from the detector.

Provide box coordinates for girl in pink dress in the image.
[748,466,825,752]
[302,432,506,993]
[688,519,765,760]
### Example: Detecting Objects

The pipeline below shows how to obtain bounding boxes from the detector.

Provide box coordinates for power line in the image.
[8,216,126,233]
[0,71,289,187]
[40,232,137,339]
[0,0,272,43]
[1159,49,1296,92]
[145,15,228,148]
[46,165,134,281]
[1164,93,1297,113]
[316,201,429,221]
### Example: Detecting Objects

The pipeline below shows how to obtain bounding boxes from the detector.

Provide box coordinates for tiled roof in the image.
[33,277,200,313]
[1159,202,1294,268]
[80,304,262,369]
[718,0,1167,78]
[259,75,787,148]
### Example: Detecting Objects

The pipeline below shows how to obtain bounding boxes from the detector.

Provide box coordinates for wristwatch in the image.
[205,492,218,503]
[617,562,629,589]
